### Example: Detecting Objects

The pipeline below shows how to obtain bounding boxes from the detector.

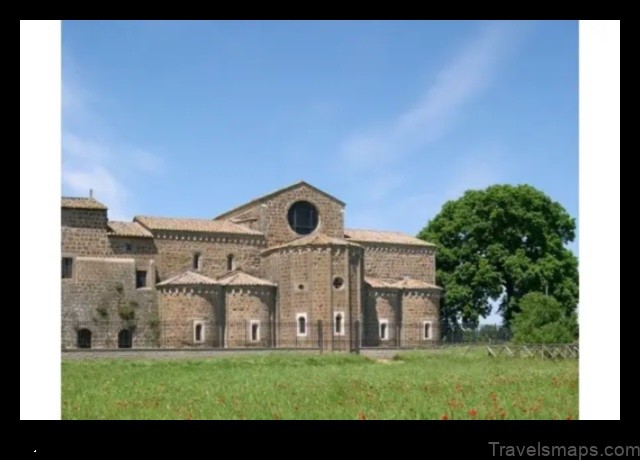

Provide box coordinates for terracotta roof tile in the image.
[365,276,441,290]
[134,215,263,236]
[391,278,442,290]
[157,270,276,288]
[344,228,435,247]
[364,276,396,289]
[107,221,153,238]
[61,197,108,210]
[216,270,276,287]
[157,271,219,286]
[262,233,361,255]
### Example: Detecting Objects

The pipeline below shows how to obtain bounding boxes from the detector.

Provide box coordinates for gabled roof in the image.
[214,181,345,220]
[107,221,153,238]
[261,233,361,256]
[391,277,441,290]
[364,276,396,289]
[156,269,276,288]
[364,276,441,290]
[344,228,435,247]
[157,271,218,286]
[134,215,263,236]
[61,197,108,210]
[216,270,276,287]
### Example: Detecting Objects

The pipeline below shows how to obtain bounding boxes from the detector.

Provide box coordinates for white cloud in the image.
[63,165,130,219]
[341,22,525,237]
[62,53,166,221]
[341,21,526,169]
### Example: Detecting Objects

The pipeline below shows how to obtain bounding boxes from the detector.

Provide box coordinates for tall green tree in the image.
[418,184,578,329]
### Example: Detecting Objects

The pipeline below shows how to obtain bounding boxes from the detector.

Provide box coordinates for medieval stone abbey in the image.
[61,181,441,350]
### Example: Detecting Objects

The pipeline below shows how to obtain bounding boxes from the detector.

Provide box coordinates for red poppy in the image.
[468,409,478,417]
[440,413,449,420]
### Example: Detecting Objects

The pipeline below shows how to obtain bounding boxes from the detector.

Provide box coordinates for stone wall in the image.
[361,244,436,284]
[363,290,400,346]
[224,287,274,348]
[263,245,362,350]
[62,208,108,229]
[108,237,159,275]
[348,248,364,332]
[62,209,111,257]
[61,257,159,349]
[218,184,345,247]
[158,287,221,348]
[151,231,266,281]
[61,182,442,351]
[400,291,441,343]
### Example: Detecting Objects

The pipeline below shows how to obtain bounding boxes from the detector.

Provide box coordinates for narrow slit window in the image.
[334,312,344,335]
[297,314,307,337]
[380,322,388,340]
[423,321,432,340]
[227,254,234,271]
[194,322,204,343]
[250,321,260,342]
[193,253,201,270]
[62,257,73,279]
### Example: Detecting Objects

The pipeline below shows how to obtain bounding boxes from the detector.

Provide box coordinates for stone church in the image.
[62,181,441,350]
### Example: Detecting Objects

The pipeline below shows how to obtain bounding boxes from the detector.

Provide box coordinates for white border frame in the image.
[193,320,205,344]
[379,319,389,341]
[296,313,308,337]
[333,311,345,336]
[422,320,433,340]
[249,319,260,342]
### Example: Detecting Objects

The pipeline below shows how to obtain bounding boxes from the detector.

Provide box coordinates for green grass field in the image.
[61,350,578,420]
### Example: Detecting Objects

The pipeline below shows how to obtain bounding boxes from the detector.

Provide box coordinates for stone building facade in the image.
[61,181,441,350]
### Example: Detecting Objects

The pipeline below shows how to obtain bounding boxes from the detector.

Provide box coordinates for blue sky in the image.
[62,20,578,323]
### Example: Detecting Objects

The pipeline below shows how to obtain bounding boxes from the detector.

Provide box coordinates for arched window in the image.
[334,313,344,335]
[118,329,132,348]
[297,315,307,336]
[193,321,205,343]
[380,322,388,340]
[77,329,91,349]
[423,321,432,340]
[250,322,260,342]
[227,254,234,271]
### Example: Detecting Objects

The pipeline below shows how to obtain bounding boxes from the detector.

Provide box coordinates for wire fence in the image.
[61,319,477,352]
[61,320,579,361]
[440,324,512,344]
